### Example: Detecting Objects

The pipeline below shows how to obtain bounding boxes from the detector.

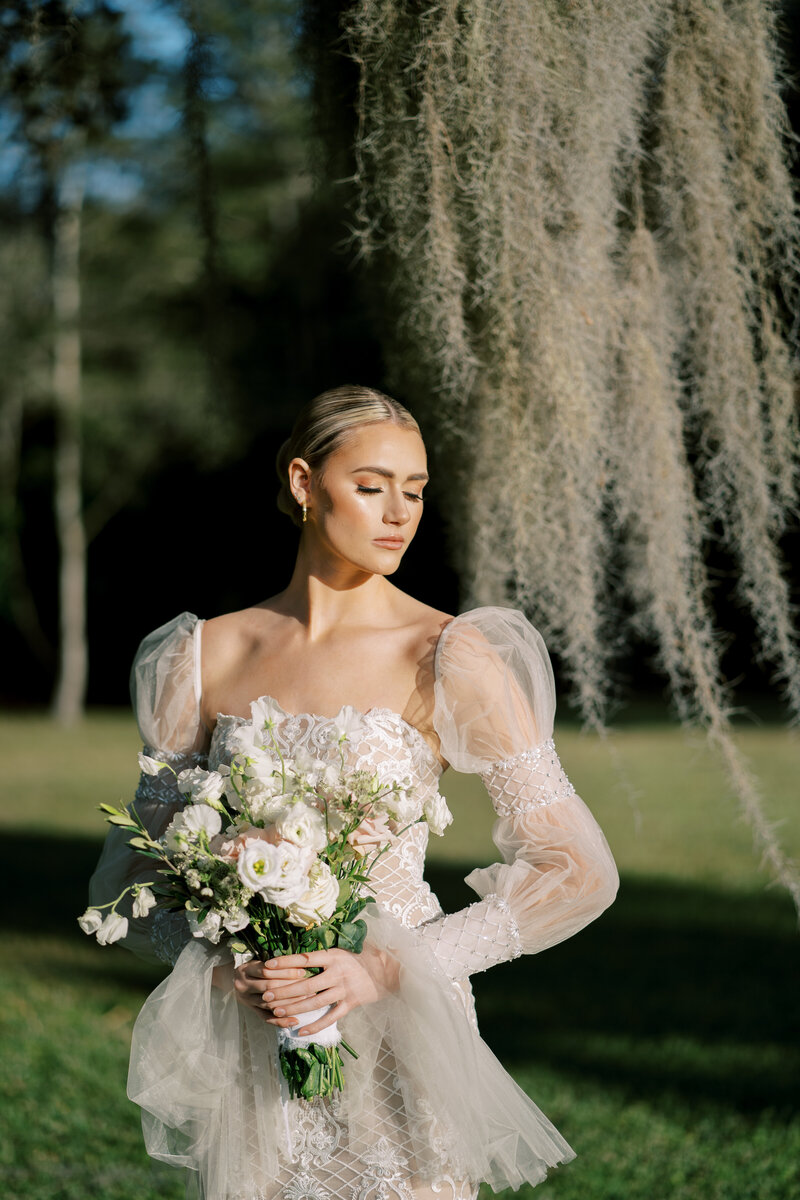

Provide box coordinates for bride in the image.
[89,384,619,1200]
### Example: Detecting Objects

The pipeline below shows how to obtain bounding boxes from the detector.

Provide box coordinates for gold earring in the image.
[302,501,307,523]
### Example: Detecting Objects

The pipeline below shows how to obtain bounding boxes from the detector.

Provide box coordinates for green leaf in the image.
[105,814,138,828]
[335,918,367,954]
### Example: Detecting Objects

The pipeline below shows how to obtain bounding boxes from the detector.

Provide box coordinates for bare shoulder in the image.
[387,587,454,661]
[201,604,282,684]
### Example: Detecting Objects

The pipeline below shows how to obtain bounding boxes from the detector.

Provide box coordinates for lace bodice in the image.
[90,605,618,979]
[209,701,447,930]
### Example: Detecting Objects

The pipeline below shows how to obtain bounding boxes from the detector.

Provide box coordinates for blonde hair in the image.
[275,385,422,527]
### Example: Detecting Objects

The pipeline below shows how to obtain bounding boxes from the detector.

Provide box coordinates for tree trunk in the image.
[51,170,87,725]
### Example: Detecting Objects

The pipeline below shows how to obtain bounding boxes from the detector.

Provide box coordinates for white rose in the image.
[423,792,453,837]
[187,908,223,943]
[274,803,327,854]
[250,696,285,729]
[132,886,158,918]
[236,839,311,905]
[96,912,128,945]
[181,804,222,838]
[223,906,250,934]
[138,752,166,776]
[77,907,103,934]
[286,861,340,927]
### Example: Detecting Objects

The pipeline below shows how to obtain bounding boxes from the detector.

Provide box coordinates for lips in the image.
[373,538,404,548]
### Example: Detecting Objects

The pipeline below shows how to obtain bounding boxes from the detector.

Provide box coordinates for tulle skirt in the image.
[127,906,575,1200]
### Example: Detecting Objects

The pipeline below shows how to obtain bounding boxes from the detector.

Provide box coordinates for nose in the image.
[383,488,411,526]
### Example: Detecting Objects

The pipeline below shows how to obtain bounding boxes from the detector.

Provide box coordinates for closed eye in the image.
[356,485,424,502]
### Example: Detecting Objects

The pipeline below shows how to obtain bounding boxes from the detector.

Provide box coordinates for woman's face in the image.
[293,422,428,576]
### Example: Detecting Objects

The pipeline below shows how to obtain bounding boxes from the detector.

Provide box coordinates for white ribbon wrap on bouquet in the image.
[127,906,574,1200]
[278,1004,341,1050]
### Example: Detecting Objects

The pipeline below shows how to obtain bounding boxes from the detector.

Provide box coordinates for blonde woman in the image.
[89,385,619,1200]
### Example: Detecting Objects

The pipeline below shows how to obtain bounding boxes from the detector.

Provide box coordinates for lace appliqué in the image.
[150,907,192,966]
[480,737,576,816]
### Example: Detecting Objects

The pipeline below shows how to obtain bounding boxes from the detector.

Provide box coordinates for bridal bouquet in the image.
[79,698,453,1100]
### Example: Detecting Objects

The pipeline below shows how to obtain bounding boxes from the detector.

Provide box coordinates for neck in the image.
[273,535,395,639]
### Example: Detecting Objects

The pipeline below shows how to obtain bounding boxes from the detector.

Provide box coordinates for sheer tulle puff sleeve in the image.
[415,606,619,980]
[88,612,210,965]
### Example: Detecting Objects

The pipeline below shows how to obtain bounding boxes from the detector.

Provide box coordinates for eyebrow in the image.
[350,466,429,482]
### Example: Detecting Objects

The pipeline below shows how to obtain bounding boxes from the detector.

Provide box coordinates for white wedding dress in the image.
[89,606,619,1200]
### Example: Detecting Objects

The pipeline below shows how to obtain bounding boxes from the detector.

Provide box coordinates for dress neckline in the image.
[213,693,444,775]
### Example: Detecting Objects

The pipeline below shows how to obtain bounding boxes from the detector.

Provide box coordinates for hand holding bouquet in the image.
[79,699,453,1100]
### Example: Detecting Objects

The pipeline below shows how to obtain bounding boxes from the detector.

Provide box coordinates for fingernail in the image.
[274,1008,284,1016]
[264,991,274,1000]
[265,960,277,968]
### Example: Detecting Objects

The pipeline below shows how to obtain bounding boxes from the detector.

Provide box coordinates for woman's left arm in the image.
[413,748,619,980]
[412,605,619,982]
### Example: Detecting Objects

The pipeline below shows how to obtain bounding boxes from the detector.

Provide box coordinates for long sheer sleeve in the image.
[88,611,210,965]
[415,606,619,981]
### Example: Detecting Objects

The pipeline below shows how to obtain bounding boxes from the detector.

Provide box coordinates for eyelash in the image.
[356,485,424,503]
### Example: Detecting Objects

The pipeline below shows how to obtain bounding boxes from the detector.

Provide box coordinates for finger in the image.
[264,950,339,970]
[272,987,341,1018]
[259,966,309,981]
[234,976,270,997]
[265,977,335,1003]
[295,1004,347,1037]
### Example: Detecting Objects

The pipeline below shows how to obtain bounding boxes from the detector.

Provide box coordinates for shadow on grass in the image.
[4,832,798,1116]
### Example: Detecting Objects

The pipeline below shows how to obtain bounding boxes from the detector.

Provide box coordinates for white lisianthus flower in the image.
[423,792,454,837]
[274,803,327,854]
[236,839,312,905]
[223,907,250,934]
[96,912,129,945]
[181,804,223,838]
[132,886,157,918]
[328,705,365,743]
[77,907,103,934]
[187,908,224,943]
[286,861,339,927]
[138,752,167,776]
[250,695,285,729]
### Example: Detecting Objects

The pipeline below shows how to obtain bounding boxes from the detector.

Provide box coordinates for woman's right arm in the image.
[87,612,209,965]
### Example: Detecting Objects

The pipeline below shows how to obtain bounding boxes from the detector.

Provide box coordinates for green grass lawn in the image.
[0,708,797,1200]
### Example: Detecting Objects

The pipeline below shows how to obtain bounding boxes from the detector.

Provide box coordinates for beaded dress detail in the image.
[89,607,619,1200]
